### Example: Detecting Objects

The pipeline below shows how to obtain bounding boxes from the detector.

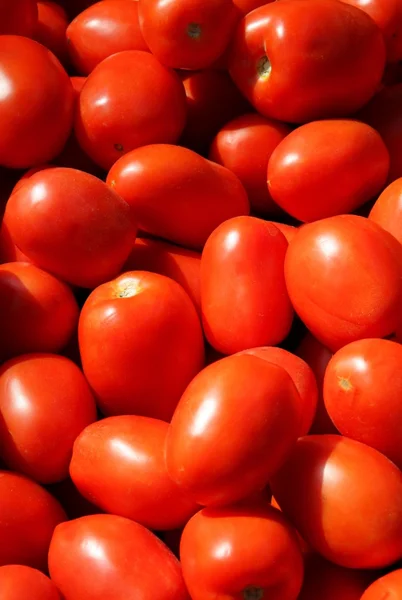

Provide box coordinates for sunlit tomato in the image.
[0,565,61,600]
[49,514,190,600]
[48,477,100,520]
[0,470,66,570]
[0,0,38,36]
[34,2,69,65]
[201,217,293,354]
[229,0,385,123]
[180,503,304,600]
[10,165,56,197]
[79,271,204,421]
[67,1,148,75]
[75,51,187,170]
[268,120,389,222]
[4,168,136,288]
[369,178,402,243]
[361,569,402,600]
[166,354,300,506]
[285,215,402,351]
[210,113,291,216]
[107,145,249,250]
[0,36,74,169]
[0,262,78,363]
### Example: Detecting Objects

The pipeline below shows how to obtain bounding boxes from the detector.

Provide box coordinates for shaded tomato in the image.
[107,144,249,251]
[201,217,293,354]
[48,514,190,600]
[0,0,38,36]
[361,569,402,600]
[34,2,69,65]
[267,221,298,243]
[267,120,389,222]
[233,0,273,15]
[0,565,61,600]
[47,477,100,520]
[369,177,402,243]
[229,0,385,123]
[0,223,31,264]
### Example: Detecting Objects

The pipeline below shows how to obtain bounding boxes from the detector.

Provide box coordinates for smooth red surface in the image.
[0,565,61,600]
[361,569,402,600]
[370,177,402,243]
[35,2,69,65]
[0,0,38,36]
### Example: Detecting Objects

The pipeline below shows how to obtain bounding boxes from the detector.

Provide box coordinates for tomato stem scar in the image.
[114,143,124,152]
[243,586,264,599]
[257,55,271,79]
[187,23,202,39]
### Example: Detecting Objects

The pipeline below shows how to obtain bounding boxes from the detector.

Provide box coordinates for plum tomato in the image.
[0,565,61,600]
[0,0,38,37]
[34,2,69,65]
[361,569,402,600]
[369,177,402,243]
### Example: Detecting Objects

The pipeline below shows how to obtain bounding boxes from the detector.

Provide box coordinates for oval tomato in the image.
[0,565,61,600]
[361,569,402,600]
[369,177,402,243]
[0,0,38,36]
[34,2,69,65]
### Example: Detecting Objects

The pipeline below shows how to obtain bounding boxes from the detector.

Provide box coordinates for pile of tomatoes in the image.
[2,0,402,598]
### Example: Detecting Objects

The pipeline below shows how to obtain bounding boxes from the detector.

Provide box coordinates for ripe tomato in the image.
[79,271,204,421]
[4,167,137,288]
[267,221,297,243]
[229,0,385,123]
[201,217,293,354]
[75,51,187,170]
[361,569,402,600]
[35,2,69,65]
[267,120,390,222]
[0,224,32,264]
[180,503,304,600]
[0,262,78,363]
[0,470,66,570]
[0,565,61,600]
[0,0,38,36]
[210,113,291,216]
[67,0,148,76]
[166,354,300,506]
[369,178,402,243]
[48,514,190,600]
[0,354,97,484]
[107,145,249,251]
[285,215,402,351]
[271,435,402,568]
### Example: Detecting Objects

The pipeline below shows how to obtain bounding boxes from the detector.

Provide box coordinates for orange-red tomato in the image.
[0,0,38,36]
[201,217,293,354]
[34,2,69,65]
[107,145,249,251]
[369,178,402,243]
[180,503,304,600]
[79,271,204,421]
[0,565,61,600]
[267,221,298,243]
[361,569,402,600]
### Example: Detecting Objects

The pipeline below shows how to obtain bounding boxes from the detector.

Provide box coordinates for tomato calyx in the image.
[114,143,124,152]
[257,56,271,79]
[187,23,202,39]
[243,585,264,599]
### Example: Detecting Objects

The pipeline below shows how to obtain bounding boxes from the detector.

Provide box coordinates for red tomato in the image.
[70,416,198,529]
[75,51,187,170]
[0,262,78,363]
[48,514,190,600]
[267,221,298,243]
[34,2,69,65]
[10,164,56,197]
[180,503,304,600]
[67,1,148,76]
[229,0,385,123]
[271,435,402,568]
[210,113,291,216]
[0,470,66,570]
[369,178,402,243]
[70,76,86,97]
[0,0,38,36]
[0,223,32,264]
[361,569,402,600]
[0,36,73,169]
[4,167,137,288]
[285,215,402,351]
[79,271,204,421]
[0,354,97,484]
[166,354,300,506]
[201,217,293,354]
[107,145,249,251]
[267,120,389,222]
[0,565,61,600]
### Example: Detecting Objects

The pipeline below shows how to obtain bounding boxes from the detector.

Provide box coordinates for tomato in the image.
[180,503,304,600]
[285,215,402,351]
[209,113,291,216]
[79,271,204,421]
[48,514,190,600]
[229,0,385,123]
[75,51,187,170]
[35,2,69,65]
[166,354,300,506]
[267,120,389,222]
[107,145,249,251]
[267,221,297,243]
[0,223,32,264]
[0,0,38,36]
[67,1,148,76]
[0,262,78,363]
[369,178,402,243]
[0,470,66,570]
[0,565,61,600]
[201,217,293,354]
[4,167,136,288]
[233,0,273,15]
[361,569,402,600]
[48,477,100,520]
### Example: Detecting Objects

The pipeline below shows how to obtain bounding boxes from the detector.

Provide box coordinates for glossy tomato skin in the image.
[0,470,66,570]
[107,145,249,251]
[67,1,148,75]
[4,168,136,288]
[0,36,73,169]
[361,569,402,600]
[166,354,300,506]
[0,262,78,363]
[267,120,390,222]
[34,2,69,65]
[0,565,61,600]
[75,51,187,170]
[0,354,97,483]
[0,0,38,36]
[180,503,304,600]
[271,435,402,568]
[369,178,402,243]
[285,215,402,351]
[210,113,291,216]
[229,0,385,123]
[48,514,190,600]
[79,271,204,421]
[201,217,293,354]
[70,416,198,529]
